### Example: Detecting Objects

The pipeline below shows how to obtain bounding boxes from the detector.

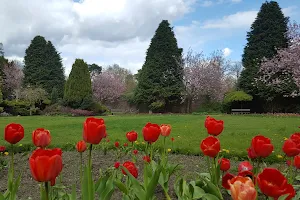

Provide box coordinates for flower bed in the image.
[1,116,300,199]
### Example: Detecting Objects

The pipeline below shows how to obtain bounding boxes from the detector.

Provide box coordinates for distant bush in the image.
[196,101,222,113]
[1,100,32,116]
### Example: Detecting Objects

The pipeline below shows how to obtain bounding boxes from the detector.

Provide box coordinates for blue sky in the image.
[1,0,299,75]
[173,0,300,62]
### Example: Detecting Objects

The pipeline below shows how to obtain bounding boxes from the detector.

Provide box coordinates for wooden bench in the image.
[231,109,251,114]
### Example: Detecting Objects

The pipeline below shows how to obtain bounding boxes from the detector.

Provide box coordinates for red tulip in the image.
[122,161,138,178]
[123,143,128,147]
[0,146,5,152]
[250,135,274,158]
[218,158,230,171]
[76,140,87,152]
[83,117,106,144]
[142,123,161,143]
[205,116,224,136]
[160,124,171,137]
[229,176,257,200]
[133,149,138,155]
[200,136,220,158]
[115,141,119,148]
[126,131,138,142]
[290,133,300,148]
[32,128,51,148]
[171,137,174,142]
[143,156,151,163]
[282,139,300,157]
[204,116,212,128]
[247,147,257,159]
[222,173,235,189]
[4,123,24,144]
[257,168,295,199]
[294,155,300,169]
[238,170,254,178]
[114,162,120,169]
[29,148,63,184]
[286,160,292,167]
[238,161,253,172]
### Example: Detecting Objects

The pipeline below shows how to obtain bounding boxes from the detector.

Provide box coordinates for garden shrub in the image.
[196,101,222,113]
[1,100,31,116]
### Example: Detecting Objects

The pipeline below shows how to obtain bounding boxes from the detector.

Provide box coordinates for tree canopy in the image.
[134,20,184,112]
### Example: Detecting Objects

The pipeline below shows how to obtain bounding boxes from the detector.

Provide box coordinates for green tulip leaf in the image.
[278,194,290,200]
[202,194,220,200]
[114,180,128,195]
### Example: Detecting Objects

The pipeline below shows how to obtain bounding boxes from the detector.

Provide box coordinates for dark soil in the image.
[0,151,282,200]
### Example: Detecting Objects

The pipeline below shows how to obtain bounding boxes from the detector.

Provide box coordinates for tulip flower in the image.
[32,128,51,148]
[238,161,253,172]
[143,156,151,163]
[5,123,24,145]
[200,136,220,158]
[126,131,138,143]
[282,139,300,157]
[222,173,235,189]
[114,162,120,169]
[160,124,171,137]
[249,135,273,158]
[290,133,300,148]
[0,146,5,152]
[122,161,138,178]
[29,148,63,198]
[257,168,295,199]
[83,117,106,145]
[229,176,257,200]
[218,158,230,171]
[114,141,119,148]
[76,140,87,153]
[142,123,161,143]
[205,116,224,136]
[133,149,138,155]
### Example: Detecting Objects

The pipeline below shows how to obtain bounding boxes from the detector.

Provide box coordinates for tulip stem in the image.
[45,182,49,200]
[11,144,14,179]
[150,143,153,161]
[288,158,293,184]
[80,152,83,184]
[88,144,93,169]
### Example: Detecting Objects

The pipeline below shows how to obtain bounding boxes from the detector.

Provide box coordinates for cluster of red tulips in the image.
[1,115,300,200]
[200,116,300,200]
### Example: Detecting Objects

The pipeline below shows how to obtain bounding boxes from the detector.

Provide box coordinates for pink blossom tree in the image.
[3,60,24,100]
[256,22,300,102]
[182,49,229,112]
[92,70,126,104]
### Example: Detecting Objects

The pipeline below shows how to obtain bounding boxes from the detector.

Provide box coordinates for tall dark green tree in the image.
[23,36,65,97]
[134,20,184,112]
[238,1,289,98]
[64,59,92,108]
[45,41,65,97]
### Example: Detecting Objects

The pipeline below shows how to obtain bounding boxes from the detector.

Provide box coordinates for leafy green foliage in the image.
[239,1,289,96]
[134,20,184,112]
[50,87,59,104]
[64,59,92,108]
[223,91,253,104]
[23,36,65,97]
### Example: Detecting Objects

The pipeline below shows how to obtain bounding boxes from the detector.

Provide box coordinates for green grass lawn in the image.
[0,114,299,160]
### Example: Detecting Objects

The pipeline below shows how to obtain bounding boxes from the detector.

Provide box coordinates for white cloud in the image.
[202,6,297,29]
[199,0,242,7]
[222,48,232,57]
[0,0,195,75]
[202,10,258,29]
